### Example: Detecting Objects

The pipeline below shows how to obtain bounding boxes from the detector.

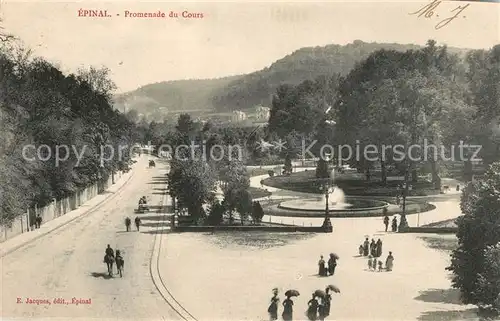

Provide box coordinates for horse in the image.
[104,254,115,276]
[116,257,124,277]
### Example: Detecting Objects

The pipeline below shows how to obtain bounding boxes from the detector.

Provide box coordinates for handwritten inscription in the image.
[409,0,469,30]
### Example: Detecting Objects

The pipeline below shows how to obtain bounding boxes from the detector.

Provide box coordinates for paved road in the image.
[0,157,180,320]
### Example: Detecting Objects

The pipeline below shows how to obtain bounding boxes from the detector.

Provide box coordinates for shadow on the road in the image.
[417,308,479,321]
[151,176,167,180]
[150,205,174,212]
[116,230,135,234]
[147,182,168,185]
[91,272,113,280]
[142,229,171,235]
[308,274,335,278]
[141,221,171,227]
[414,288,462,305]
[138,214,171,221]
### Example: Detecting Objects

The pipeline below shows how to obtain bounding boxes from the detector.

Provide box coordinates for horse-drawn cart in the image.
[137,203,149,213]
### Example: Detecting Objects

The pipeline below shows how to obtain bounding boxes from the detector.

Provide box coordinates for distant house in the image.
[231,110,247,122]
[255,106,271,121]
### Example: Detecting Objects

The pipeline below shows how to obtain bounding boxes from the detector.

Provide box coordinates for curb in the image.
[148,171,197,321]
[0,170,136,258]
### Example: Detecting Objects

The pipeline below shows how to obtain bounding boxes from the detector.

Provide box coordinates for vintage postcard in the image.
[0,1,499,321]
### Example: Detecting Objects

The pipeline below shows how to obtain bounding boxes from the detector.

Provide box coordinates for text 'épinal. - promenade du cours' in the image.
[77,10,204,19]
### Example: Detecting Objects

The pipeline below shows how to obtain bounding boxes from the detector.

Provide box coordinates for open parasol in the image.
[329,252,339,260]
[326,284,341,293]
[285,289,300,297]
[314,289,326,298]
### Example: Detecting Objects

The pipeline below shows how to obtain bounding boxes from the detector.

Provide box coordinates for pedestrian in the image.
[358,244,363,256]
[282,296,294,321]
[327,254,337,276]
[383,215,389,232]
[318,255,326,276]
[391,216,398,232]
[363,237,369,256]
[36,214,42,228]
[376,239,383,258]
[370,239,377,256]
[268,288,279,321]
[386,251,394,271]
[135,216,141,231]
[306,294,319,321]
[323,288,332,318]
[318,296,326,321]
[125,217,131,232]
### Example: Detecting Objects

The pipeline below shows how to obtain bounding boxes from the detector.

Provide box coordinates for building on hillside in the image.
[255,106,271,121]
[231,110,247,122]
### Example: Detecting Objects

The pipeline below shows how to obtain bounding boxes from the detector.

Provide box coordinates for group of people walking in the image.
[359,238,383,258]
[32,214,43,229]
[383,215,398,232]
[125,216,141,232]
[268,288,334,321]
[368,251,394,272]
[318,254,338,276]
[358,237,395,272]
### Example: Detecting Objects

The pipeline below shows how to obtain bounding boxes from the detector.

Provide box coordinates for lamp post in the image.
[321,180,333,232]
[398,166,410,232]
[321,166,334,233]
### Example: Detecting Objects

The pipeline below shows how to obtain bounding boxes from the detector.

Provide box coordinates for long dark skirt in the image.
[268,302,278,320]
[319,264,326,276]
[307,306,318,321]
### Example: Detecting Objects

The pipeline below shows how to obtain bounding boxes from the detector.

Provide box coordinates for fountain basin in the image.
[277,197,388,214]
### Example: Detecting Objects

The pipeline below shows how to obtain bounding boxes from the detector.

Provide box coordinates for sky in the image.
[1,0,499,93]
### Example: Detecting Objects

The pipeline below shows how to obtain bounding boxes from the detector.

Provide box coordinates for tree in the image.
[251,201,265,224]
[219,158,251,224]
[206,199,224,226]
[283,154,292,175]
[167,156,217,222]
[316,158,329,179]
[235,189,253,225]
[447,163,500,311]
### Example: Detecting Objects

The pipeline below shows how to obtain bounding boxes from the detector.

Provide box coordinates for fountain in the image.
[320,186,350,210]
[276,167,389,217]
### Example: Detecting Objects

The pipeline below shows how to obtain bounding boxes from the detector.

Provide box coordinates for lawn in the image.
[246,167,273,177]
[262,170,439,196]
[419,235,458,252]
[248,186,272,199]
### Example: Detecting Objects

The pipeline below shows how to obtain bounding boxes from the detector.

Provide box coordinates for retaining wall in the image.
[0,171,123,243]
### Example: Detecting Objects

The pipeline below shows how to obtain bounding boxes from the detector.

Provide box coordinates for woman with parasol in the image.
[267,288,279,321]
[307,291,322,321]
[327,253,339,276]
[323,285,340,319]
[282,290,298,321]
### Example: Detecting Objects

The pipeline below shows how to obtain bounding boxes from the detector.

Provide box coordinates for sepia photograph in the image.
[0,1,499,320]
